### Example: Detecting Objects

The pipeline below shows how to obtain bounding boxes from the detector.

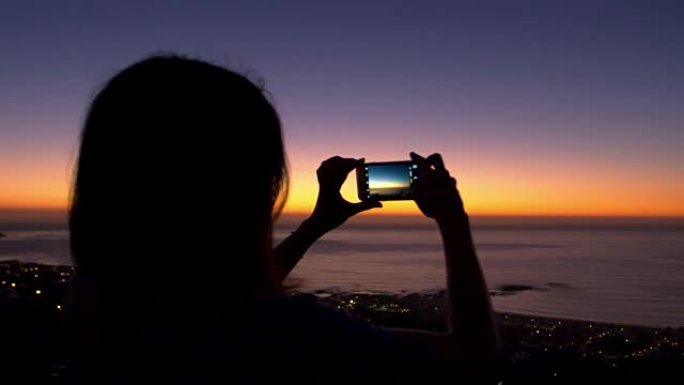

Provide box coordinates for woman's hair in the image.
[69,55,287,304]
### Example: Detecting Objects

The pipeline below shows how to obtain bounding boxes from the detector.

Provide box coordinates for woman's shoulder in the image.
[252,293,420,383]
[256,293,392,351]
[260,293,376,329]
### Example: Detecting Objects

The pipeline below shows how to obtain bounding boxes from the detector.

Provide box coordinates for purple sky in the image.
[1,0,683,214]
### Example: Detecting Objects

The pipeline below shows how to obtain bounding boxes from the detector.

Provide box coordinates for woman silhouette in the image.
[66,55,500,384]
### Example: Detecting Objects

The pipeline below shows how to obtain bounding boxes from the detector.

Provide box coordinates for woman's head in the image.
[70,55,287,300]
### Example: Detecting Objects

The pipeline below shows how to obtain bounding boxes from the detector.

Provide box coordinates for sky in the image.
[1,0,683,216]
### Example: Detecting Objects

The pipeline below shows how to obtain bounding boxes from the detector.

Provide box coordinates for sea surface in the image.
[1,213,683,328]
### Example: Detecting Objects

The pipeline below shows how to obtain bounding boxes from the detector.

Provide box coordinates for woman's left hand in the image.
[306,156,382,235]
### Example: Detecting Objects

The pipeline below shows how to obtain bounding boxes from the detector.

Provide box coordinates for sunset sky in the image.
[1,1,683,216]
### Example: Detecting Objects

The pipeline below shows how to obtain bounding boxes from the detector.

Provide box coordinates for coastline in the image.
[1,260,682,383]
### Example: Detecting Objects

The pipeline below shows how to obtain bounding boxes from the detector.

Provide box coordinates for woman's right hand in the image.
[410,152,466,222]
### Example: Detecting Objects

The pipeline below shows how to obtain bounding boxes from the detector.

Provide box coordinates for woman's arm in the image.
[436,212,500,363]
[269,157,381,285]
[271,153,501,378]
[269,217,326,285]
[385,152,500,379]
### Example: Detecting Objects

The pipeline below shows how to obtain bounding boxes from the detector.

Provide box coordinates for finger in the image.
[319,156,361,176]
[426,153,446,172]
[350,200,383,215]
[410,152,429,170]
[411,152,435,179]
[410,151,426,163]
[322,156,343,164]
[318,156,342,173]
[337,157,362,173]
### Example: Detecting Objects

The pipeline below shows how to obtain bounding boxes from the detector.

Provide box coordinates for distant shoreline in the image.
[2,208,684,221]
[300,288,684,330]
[1,258,682,330]
[0,259,682,383]
[0,259,681,333]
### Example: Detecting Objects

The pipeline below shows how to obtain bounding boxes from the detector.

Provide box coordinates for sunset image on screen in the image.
[367,163,413,199]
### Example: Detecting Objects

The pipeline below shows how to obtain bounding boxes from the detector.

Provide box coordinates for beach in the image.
[1,260,682,384]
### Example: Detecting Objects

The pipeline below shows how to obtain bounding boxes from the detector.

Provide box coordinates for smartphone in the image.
[356,160,419,201]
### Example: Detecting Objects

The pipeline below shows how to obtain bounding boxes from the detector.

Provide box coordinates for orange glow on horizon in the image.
[279,153,684,218]
[0,152,71,210]
[1,148,682,218]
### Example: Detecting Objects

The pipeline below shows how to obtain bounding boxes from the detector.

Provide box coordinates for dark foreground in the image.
[1,260,682,384]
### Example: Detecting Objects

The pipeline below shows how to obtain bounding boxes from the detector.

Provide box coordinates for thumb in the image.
[350,200,383,215]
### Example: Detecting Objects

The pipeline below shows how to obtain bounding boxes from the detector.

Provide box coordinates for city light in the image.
[0,259,681,382]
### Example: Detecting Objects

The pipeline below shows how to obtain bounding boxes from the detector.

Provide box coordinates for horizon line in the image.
[1,207,683,220]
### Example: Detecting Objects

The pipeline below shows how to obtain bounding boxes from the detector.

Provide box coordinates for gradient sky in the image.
[1,0,683,216]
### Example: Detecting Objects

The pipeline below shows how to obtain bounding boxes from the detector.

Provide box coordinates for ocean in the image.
[1,213,683,328]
